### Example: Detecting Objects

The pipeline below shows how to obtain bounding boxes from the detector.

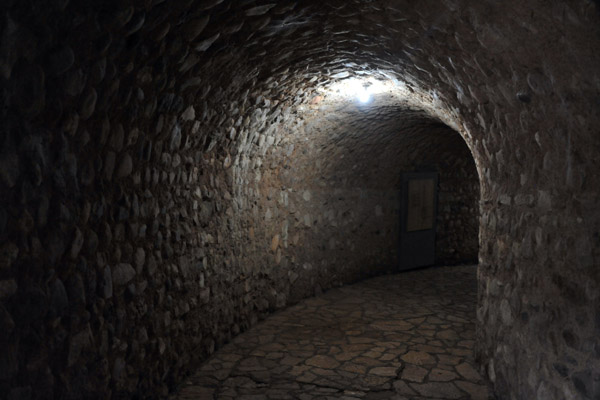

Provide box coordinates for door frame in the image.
[398,171,439,270]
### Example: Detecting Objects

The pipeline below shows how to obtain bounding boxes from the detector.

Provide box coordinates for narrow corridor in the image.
[172,265,491,400]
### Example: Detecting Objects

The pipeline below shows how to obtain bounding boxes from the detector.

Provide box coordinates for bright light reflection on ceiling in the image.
[320,76,401,105]
[309,71,463,137]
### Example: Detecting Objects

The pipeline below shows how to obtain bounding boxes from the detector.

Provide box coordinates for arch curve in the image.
[0,1,599,399]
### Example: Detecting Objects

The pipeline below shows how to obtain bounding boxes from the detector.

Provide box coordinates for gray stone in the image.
[104,151,116,180]
[410,382,463,399]
[245,4,276,16]
[90,57,107,84]
[0,16,18,79]
[0,279,18,299]
[200,201,214,222]
[116,153,133,178]
[183,16,210,41]
[67,273,86,308]
[154,22,171,41]
[111,124,125,151]
[0,208,6,235]
[65,68,87,96]
[500,299,513,325]
[0,340,18,379]
[572,370,593,398]
[536,381,552,400]
[126,128,139,147]
[80,88,97,119]
[127,283,136,297]
[0,242,19,269]
[48,45,74,75]
[195,33,220,52]
[537,190,552,210]
[114,6,134,27]
[456,362,482,381]
[199,0,224,10]
[393,380,417,396]
[527,71,552,95]
[50,278,69,316]
[113,357,126,382]
[0,304,15,337]
[68,329,90,367]
[172,154,181,168]
[15,64,45,117]
[147,255,157,276]
[48,233,66,264]
[7,386,31,400]
[170,124,182,151]
[0,153,20,188]
[134,248,145,272]
[70,227,84,259]
[102,266,113,299]
[553,363,569,378]
[113,263,136,286]
[138,280,148,294]
[125,12,145,36]
[86,230,98,255]
[182,105,195,121]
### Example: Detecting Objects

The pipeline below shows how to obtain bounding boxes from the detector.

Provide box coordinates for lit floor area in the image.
[171,265,492,400]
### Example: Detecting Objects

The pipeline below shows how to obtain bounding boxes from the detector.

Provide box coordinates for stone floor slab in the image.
[171,265,494,399]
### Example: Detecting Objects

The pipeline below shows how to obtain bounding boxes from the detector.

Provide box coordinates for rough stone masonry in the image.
[0,0,598,399]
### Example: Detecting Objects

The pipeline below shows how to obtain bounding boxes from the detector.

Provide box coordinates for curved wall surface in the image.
[0,1,598,399]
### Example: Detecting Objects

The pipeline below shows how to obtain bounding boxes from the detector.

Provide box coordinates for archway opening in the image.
[239,74,481,299]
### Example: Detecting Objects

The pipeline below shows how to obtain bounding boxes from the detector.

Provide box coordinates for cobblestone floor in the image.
[171,265,493,399]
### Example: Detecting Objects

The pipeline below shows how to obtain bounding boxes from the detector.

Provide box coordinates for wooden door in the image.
[399,172,438,270]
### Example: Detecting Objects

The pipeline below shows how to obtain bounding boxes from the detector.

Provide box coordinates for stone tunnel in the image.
[0,0,599,399]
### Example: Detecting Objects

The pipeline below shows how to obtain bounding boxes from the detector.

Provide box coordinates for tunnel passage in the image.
[246,89,481,300]
[295,92,480,267]
[1,1,599,399]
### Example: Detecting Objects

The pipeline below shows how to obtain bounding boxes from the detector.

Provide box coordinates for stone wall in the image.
[0,1,599,399]
[435,141,479,265]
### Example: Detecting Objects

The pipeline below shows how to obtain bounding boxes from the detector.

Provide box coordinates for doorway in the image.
[399,171,439,270]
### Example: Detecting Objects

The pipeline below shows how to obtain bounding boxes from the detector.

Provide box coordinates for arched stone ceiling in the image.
[0,0,599,399]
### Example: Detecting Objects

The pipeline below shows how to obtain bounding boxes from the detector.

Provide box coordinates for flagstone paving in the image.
[171,265,493,399]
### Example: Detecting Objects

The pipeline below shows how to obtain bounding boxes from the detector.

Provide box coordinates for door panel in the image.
[399,172,438,270]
